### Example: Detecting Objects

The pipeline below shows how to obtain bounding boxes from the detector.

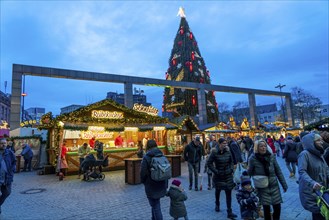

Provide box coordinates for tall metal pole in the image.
[275,83,286,123]
[21,75,26,122]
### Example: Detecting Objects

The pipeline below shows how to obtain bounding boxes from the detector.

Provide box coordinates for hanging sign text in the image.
[91,110,124,119]
[133,103,158,116]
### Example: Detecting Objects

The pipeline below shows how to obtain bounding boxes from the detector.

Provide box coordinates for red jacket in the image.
[266,138,276,153]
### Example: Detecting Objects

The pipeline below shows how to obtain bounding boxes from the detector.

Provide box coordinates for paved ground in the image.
[1,156,311,220]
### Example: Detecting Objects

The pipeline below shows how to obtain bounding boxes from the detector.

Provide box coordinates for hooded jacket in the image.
[140,147,167,199]
[166,185,187,218]
[298,133,329,214]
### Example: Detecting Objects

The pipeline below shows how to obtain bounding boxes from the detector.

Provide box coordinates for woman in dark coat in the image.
[248,140,288,220]
[283,136,298,178]
[207,138,237,219]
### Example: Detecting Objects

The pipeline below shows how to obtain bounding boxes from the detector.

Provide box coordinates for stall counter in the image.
[64,146,167,174]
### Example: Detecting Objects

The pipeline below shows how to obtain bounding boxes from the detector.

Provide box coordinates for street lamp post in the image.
[21,75,27,122]
[275,83,286,123]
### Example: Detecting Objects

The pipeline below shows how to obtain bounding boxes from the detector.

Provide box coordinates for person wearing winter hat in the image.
[298,133,328,220]
[166,179,188,220]
[236,176,259,220]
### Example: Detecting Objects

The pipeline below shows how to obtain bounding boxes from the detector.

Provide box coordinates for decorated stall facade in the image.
[39,99,176,174]
[168,115,200,154]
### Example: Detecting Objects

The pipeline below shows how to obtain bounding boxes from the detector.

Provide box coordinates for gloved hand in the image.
[246,198,254,204]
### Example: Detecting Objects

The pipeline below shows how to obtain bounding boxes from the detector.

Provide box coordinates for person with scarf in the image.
[248,140,287,220]
[298,133,329,220]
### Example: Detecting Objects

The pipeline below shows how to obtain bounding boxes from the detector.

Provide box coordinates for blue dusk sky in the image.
[1,1,328,115]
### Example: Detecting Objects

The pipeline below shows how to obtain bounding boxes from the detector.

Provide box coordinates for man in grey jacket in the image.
[298,132,329,220]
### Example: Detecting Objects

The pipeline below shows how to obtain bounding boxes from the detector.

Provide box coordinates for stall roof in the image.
[304,117,329,131]
[39,99,168,129]
[197,123,216,131]
[170,115,200,131]
[204,129,238,133]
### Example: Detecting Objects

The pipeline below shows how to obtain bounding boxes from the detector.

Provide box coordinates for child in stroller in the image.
[80,153,109,181]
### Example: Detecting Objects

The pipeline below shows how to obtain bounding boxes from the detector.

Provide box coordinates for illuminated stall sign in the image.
[133,104,158,116]
[81,130,114,139]
[20,120,38,127]
[91,110,124,119]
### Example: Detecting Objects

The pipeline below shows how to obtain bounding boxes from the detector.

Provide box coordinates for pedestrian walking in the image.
[248,140,288,220]
[298,133,328,220]
[0,138,16,214]
[183,136,203,191]
[283,136,298,178]
[140,139,167,220]
[21,144,33,172]
[166,179,188,220]
[207,137,238,219]
[60,140,68,177]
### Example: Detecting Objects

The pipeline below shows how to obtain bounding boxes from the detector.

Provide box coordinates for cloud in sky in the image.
[1,1,328,115]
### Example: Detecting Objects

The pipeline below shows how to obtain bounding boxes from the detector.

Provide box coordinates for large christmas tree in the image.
[162,8,219,123]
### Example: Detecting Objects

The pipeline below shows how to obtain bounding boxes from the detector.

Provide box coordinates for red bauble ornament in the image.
[179,26,184,35]
[177,41,183,46]
[191,51,195,61]
[172,58,177,66]
[192,95,196,106]
[189,32,193,40]
[189,62,193,72]
[212,91,215,96]
[200,78,204,83]
[193,41,197,46]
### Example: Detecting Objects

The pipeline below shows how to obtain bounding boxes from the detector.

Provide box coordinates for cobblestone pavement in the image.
[1,156,311,220]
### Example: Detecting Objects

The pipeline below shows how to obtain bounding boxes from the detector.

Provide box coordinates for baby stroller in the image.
[316,187,329,220]
[81,153,109,181]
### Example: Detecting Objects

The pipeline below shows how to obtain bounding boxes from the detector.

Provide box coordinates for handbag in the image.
[233,163,246,184]
[60,157,68,169]
[252,175,269,188]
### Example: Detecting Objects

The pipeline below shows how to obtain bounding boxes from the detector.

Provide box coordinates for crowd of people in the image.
[141,131,329,220]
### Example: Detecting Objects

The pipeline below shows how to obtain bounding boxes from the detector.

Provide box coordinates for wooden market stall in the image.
[202,121,239,139]
[38,99,177,174]
[168,115,200,155]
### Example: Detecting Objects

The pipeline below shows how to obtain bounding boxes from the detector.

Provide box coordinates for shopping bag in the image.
[233,163,245,184]
[316,187,329,220]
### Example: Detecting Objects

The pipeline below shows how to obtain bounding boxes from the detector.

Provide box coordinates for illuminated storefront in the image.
[39,99,176,173]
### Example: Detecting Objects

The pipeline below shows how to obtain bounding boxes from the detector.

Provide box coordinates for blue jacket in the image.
[140,147,167,199]
[3,149,16,184]
[298,133,329,214]
[21,144,33,160]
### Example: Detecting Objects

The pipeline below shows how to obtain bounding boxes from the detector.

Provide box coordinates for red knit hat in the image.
[172,179,181,187]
